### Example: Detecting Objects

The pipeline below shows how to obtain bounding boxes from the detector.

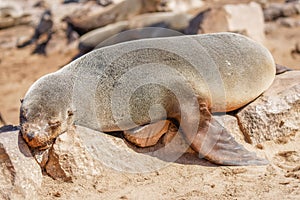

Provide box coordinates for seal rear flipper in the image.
[190,118,268,166]
[275,63,292,75]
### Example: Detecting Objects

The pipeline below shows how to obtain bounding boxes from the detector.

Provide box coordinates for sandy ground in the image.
[0,5,299,199]
[39,133,300,199]
[0,25,77,125]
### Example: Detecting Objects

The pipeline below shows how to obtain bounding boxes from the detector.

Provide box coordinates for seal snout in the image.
[20,115,65,148]
[26,132,35,141]
[21,123,42,142]
[21,119,54,148]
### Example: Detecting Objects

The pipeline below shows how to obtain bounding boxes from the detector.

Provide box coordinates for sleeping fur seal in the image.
[20,32,275,165]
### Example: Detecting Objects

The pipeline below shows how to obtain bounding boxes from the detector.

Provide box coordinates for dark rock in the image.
[291,42,300,57]
[282,2,298,16]
[278,17,300,27]
[0,125,19,132]
[97,0,113,7]
[184,8,210,35]
[264,4,283,21]
[63,0,83,3]
[263,2,300,21]
[0,113,6,127]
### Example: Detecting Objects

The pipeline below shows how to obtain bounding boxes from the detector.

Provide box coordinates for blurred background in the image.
[0,0,299,125]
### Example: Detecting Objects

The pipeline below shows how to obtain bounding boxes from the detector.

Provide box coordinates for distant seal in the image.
[17,9,53,55]
[65,0,161,34]
[78,12,192,55]
[20,33,275,165]
[78,21,129,57]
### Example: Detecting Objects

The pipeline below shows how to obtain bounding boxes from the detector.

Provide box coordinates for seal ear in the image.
[194,118,268,166]
[66,110,75,126]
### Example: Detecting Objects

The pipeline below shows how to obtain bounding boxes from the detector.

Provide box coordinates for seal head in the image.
[20,73,74,148]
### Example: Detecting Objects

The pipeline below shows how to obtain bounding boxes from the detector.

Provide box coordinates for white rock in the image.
[224,2,265,44]
[214,115,245,144]
[0,129,42,199]
[200,2,265,44]
[165,0,204,13]
[237,71,300,144]
[43,125,195,178]
[45,126,103,182]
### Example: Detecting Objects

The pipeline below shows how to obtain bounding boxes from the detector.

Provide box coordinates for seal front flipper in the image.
[123,120,171,147]
[194,118,268,166]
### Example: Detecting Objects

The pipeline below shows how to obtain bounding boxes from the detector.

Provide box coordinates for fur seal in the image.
[17,10,53,55]
[20,33,275,165]
[65,0,161,34]
[128,12,192,30]
[78,12,192,55]
[78,21,129,56]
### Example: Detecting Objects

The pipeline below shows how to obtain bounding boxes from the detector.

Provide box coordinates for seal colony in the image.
[20,32,275,165]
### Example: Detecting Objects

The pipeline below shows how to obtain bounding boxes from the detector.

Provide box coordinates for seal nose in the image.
[26,132,35,141]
